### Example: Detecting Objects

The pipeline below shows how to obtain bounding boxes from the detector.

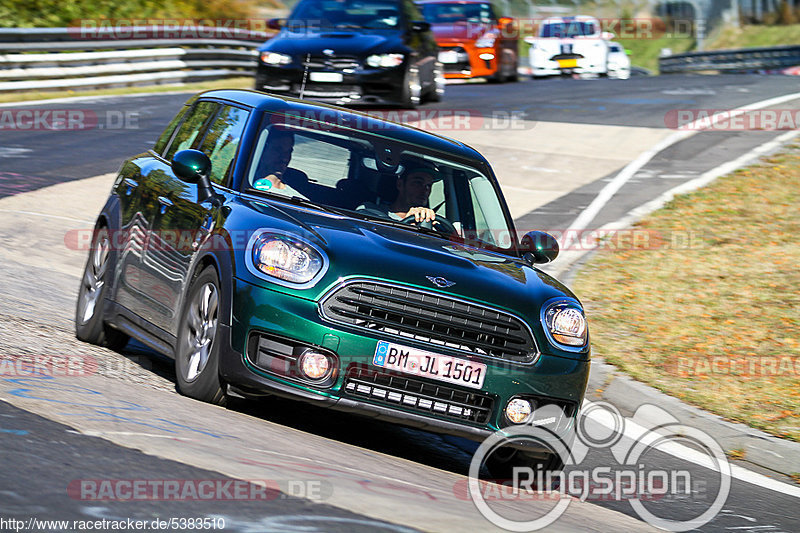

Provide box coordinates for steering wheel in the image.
[399,214,458,236]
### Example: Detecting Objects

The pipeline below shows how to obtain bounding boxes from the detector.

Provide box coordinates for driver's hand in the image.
[407,207,435,223]
[262,173,286,190]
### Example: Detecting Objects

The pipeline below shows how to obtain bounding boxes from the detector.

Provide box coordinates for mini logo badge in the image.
[323,49,335,56]
[426,276,455,288]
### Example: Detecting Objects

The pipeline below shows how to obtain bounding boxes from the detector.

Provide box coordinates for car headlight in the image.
[541,298,588,350]
[261,52,292,65]
[247,231,326,285]
[366,53,405,68]
[474,32,497,48]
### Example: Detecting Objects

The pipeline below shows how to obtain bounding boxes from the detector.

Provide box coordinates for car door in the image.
[110,106,190,320]
[143,102,250,336]
[127,100,219,334]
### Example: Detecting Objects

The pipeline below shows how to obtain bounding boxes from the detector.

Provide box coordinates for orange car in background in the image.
[417,0,519,82]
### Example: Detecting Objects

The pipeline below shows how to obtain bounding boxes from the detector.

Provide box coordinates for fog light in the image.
[298,351,330,380]
[505,398,532,424]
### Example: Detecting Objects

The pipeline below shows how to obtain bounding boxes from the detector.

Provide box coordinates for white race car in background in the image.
[525,15,628,78]
[606,41,631,79]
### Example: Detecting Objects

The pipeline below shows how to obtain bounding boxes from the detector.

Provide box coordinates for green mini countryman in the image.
[76,89,589,474]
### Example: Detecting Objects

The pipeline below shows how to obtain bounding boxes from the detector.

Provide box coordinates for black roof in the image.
[188,89,489,165]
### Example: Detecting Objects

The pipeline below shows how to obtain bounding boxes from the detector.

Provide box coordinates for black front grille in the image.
[343,364,494,424]
[293,84,362,97]
[304,56,360,69]
[320,280,538,364]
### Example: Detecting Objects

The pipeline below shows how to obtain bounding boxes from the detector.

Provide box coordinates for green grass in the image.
[0,77,254,104]
[573,145,800,442]
[618,35,695,73]
[706,23,800,50]
[0,0,262,28]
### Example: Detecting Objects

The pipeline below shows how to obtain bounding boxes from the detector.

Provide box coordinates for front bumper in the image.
[220,277,589,446]
[255,62,407,105]
[437,43,499,79]
[530,52,607,76]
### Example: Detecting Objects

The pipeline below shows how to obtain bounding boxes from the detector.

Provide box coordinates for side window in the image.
[198,105,250,187]
[163,101,219,161]
[153,105,189,155]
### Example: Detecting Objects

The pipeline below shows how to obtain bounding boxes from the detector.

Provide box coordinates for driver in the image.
[253,129,308,193]
[359,164,438,223]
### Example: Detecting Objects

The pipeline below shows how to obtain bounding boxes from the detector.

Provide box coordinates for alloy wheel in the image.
[182,282,219,382]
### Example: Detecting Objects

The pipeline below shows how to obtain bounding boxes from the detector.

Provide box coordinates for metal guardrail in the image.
[0,26,272,92]
[659,44,800,74]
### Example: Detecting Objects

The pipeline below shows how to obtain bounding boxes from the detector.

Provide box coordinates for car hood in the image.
[260,29,406,56]
[232,198,576,320]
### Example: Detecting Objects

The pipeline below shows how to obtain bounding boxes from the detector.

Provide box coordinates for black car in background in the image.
[255,0,444,107]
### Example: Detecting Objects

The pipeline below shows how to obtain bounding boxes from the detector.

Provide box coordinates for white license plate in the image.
[309,72,344,82]
[373,340,486,389]
[438,50,460,64]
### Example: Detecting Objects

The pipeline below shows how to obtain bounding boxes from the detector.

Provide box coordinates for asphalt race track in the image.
[1,74,799,532]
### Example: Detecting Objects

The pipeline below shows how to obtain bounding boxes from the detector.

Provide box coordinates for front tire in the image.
[427,62,445,102]
[400,66,422,108]
[75,226,129,350]
[175,266,226,405]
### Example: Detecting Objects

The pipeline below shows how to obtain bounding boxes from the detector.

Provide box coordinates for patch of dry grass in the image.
[573,144,800,442]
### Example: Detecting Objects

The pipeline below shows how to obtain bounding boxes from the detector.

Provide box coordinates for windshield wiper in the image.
[245,189,349,216]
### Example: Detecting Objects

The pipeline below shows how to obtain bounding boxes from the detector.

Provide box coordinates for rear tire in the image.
[75,226,129,351]
[175,266,226,406]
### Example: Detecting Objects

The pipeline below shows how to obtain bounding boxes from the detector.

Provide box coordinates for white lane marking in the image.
[0,208,95,224]
[584,399,800,499]
[662,88,717,95]
[243,447,456,497]
[0,90,195,108]
[0,147,32,158]
[68,430,194,440]
[521,165,560,173]
[564,91,800,248]
[599,129,800,233]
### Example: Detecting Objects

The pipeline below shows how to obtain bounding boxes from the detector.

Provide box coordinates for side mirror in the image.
[411,20,431,32]
[601,31,615,40]
[520,231,559,264]
[172,149,216,203]
[267,18,285,30]
[524,36,536,45]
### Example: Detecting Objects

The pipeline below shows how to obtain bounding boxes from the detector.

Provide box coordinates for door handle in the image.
[192,215,215,250]
[157,196,173,214]
[123,178,138,196]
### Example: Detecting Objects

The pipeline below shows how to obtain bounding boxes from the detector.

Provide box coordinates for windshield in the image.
[245,114,516,252]
[541,21,598,38]
[288,0,402,30]
[420,2,494,23]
